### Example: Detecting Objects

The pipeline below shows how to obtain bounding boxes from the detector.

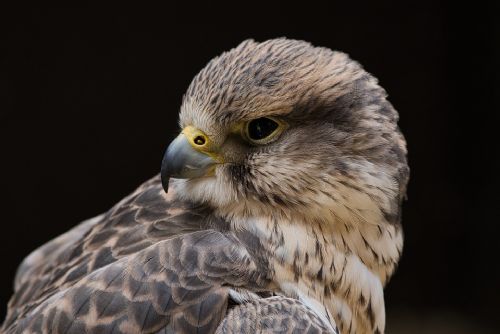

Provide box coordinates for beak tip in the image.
[161,174,170,193]
[160,156,170,193]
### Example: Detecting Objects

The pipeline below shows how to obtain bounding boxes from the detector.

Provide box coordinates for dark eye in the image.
[247,117,279,141]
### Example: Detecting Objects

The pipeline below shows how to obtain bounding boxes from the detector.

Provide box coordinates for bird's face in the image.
[161,39,409,224]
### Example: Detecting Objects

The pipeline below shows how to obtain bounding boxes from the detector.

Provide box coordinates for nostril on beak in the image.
[194,135,206,146]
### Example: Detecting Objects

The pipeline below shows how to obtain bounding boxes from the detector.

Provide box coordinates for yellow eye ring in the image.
[243,116,287,145]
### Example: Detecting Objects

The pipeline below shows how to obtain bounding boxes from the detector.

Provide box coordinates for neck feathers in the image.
[232,209,401,334]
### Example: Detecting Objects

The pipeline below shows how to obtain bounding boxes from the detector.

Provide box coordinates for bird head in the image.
[161,38,409,225]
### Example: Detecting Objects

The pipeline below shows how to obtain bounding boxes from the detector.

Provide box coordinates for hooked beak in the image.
[161,126,219,193]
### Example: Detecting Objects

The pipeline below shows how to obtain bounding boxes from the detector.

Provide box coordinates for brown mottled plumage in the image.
[2,38,408,334]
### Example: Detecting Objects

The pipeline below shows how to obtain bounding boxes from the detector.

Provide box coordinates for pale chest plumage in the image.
[231,213,402,334]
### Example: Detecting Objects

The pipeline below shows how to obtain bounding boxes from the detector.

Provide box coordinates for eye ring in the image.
[243,116,286,145]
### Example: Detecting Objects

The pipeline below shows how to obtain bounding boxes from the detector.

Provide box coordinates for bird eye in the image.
[245,117,284,144]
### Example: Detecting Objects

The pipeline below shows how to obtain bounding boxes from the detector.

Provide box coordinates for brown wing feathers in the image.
[5,229,260,333]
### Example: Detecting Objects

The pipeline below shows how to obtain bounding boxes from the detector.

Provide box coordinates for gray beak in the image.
[160,132,216,193]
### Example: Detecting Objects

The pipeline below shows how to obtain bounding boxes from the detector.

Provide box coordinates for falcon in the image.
[2,38,409,334]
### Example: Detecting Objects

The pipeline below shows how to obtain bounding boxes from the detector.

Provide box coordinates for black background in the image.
[1,3,498,332]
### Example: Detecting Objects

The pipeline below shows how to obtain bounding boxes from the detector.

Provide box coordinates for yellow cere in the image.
[181,126,223,162]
